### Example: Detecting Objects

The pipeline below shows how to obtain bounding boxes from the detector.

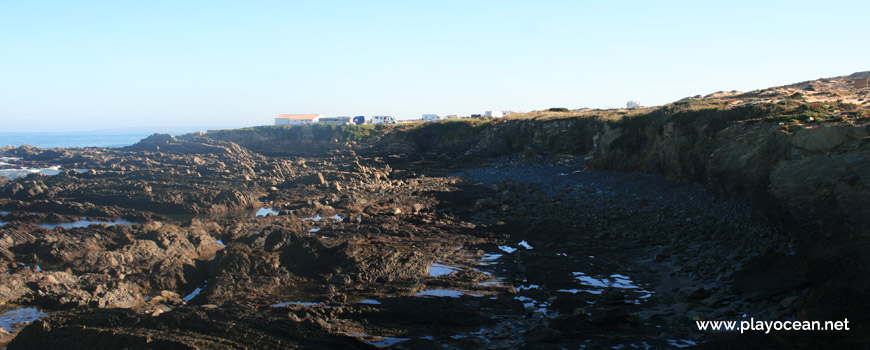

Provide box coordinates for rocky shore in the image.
[1,74,868,349]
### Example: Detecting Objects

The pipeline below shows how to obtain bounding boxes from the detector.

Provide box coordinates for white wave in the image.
[0,166,63,179]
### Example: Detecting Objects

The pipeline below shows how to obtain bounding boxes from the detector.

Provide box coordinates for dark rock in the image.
[687,287,712,300]
[7,305,374,350]
[590,306,632,330]
[732,253,808,298]
[525,327,562,343]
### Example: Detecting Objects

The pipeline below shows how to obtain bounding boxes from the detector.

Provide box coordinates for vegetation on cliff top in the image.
[208,123,387,143]
[204,73,868,151]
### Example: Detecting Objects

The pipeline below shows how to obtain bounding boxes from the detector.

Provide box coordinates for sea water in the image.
[0,128,225,149]
[0,129,224,179]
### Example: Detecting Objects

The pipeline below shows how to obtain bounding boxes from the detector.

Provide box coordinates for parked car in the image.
[370,115,396,125]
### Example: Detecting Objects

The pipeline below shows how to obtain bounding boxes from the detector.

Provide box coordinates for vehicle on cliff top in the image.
[369,115,396,125]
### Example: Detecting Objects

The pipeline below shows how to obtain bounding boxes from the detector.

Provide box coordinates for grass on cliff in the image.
[613,99,866,134]
[398,119,492,152]
[403,119,490,140]
[212,100,867,151]
[763,101,867,124]
[212,124,386,143]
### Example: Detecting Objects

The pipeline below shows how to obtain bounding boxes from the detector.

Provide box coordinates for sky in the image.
[1,0,868,132]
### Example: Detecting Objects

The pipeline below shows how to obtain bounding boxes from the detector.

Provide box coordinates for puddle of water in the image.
[628,342,654,350]
[498,245,517,254]
[514,295,549,313]
[347,334,411,348]
[477,253,503,266]
[303,215,323,221]
[0,307,47,331]
[415,289,465,298]
[365,336,411,348]
[73,168,94,173]
[573,272,640,289]
[359,299,381,305]
[0,166,62,179]
[38,218,135,230]
[556,288,604,295]
[271,301,321,307]
[516,284,539,291]
[428,263,458,277]
[329,214,343,222]
[518,240,533,249]
[182,287,202,303]
[667,339,697,348]
[256,208,279,217]
[561,272,654,302]
[477,281,502,287]
[481,253,502,261]
[217,240,226,247]
[309,228,321,233]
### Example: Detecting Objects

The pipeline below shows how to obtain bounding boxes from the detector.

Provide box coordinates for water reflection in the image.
[39,218,135,229]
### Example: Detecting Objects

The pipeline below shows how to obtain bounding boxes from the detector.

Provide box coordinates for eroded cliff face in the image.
[589,118,870,231]
[206,118,605,164]
[588,115,870,325]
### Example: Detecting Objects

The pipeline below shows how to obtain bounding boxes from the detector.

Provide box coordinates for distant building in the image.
[853,78,869,89]
[318,116,352,125]
[422,114,444,121]
[626,101,641,109]
[485,110,504,118]
[275,114,323,125]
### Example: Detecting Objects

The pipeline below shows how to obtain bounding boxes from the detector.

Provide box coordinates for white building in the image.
[317,116,352,125]
[422,114,444,121]
[626,101,641,110]
[275,114,323,125]
[485,110,504,118]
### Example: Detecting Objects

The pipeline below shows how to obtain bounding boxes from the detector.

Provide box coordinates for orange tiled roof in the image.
[275,114,321,120]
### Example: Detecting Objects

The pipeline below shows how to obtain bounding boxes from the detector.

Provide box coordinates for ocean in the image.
[0,128,223,149]
[0,129,228,179]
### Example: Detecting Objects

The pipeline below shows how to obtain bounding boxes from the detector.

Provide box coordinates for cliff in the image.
[205,72,870,324]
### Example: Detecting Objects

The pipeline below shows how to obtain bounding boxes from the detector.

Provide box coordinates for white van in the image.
[370,115,397,124]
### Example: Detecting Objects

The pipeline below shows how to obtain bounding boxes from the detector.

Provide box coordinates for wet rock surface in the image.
[0,127,866,349]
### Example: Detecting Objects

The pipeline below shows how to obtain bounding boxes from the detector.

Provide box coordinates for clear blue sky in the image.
[1,0,867,132]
